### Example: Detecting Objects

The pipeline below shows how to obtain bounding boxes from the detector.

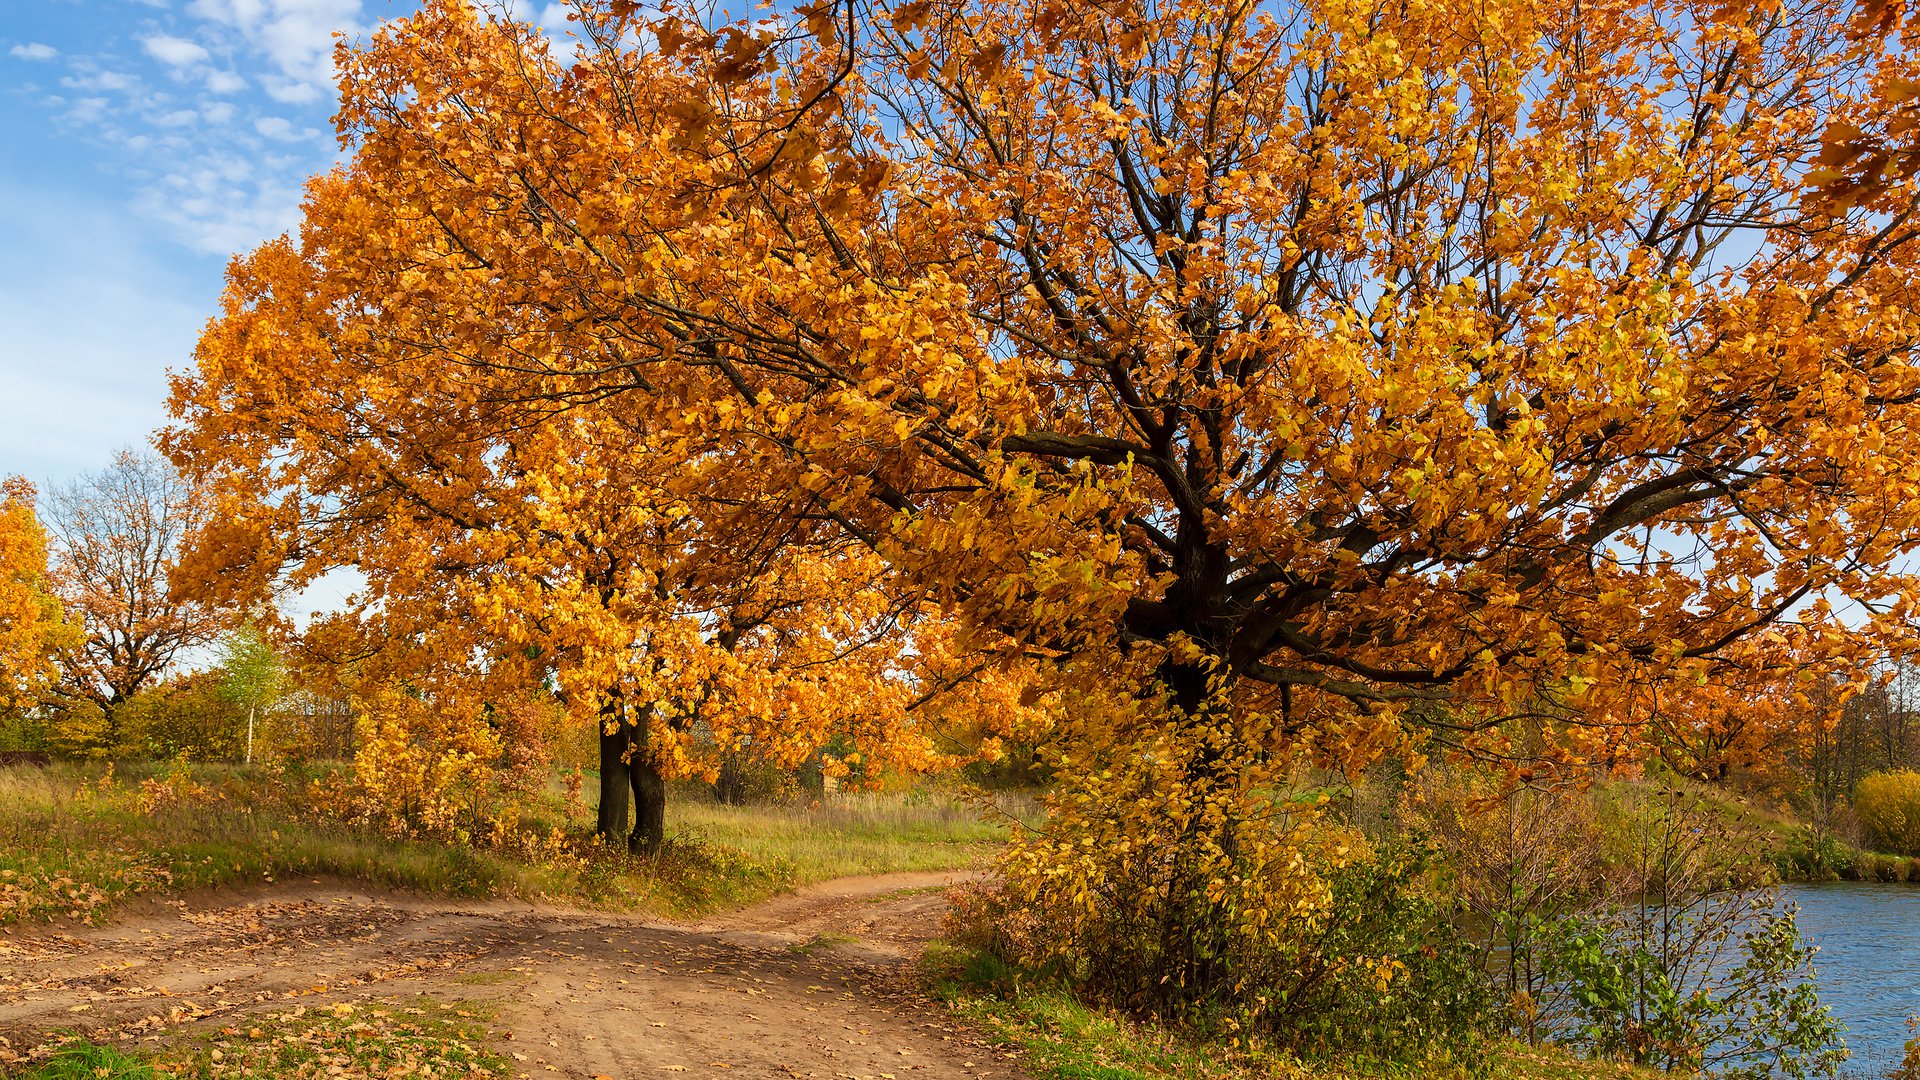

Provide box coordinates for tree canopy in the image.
[172,0,1920,779]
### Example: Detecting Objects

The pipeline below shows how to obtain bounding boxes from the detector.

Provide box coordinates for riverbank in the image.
[925,944,1670,1080]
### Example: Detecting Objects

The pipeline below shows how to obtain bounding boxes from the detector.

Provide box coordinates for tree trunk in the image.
[596,716,632,844]
[596,696,669,855]
[630,757,666,856]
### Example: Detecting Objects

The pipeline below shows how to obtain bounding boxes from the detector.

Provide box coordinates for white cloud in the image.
[61,69,138,93]
[143,34,211,66]
[17,0,364,269]
[134,150,311,254]
[187,0,363,101]
[262,75,322,103]
[62,96,110,123]
[10,43,58,61]
[538,4,574,36]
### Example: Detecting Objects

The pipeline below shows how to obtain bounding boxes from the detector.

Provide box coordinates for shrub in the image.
[1400,771,1609,1043]
[711,752,797,806]
[1547,902,1843,1080]
[1778,829,1855,881]
[116,673,244,760]
[1892,1019,1920,1080]
[1855,771,1920,855]
[342,689,558,845]
[984,693,1498,1059]
[1538,790,1844,1079]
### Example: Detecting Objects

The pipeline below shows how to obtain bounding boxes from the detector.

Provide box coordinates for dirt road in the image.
[0,871,1024,1078]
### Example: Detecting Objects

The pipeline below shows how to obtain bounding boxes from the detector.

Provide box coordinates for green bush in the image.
[1546,901,1843,1079]
[1856,771,1920,855]
[117,673,245,760]
[1264,840,1501,1058]
[1776,830,1855,881]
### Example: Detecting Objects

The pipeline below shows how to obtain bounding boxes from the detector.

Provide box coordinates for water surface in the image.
[1780,882,1920,1074]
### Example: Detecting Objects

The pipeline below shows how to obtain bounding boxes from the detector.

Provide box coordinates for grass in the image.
[17,1043,156,1080]
[13,999,509,1080]
[0,760,1010,926]
[673,783,1024,879]
[922,944,1670,1080]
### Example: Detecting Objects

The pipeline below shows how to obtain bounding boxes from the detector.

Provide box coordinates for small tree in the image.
[1548,790,1845,1079]
[216,624,286,764]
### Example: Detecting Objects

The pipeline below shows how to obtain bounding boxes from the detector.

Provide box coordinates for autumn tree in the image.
[0,477,70,717]
[42,449,223,741]
[169,291,1026,852]
[172,0,1920,1015]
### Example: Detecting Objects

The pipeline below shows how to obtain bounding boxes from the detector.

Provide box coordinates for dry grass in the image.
[672,783,1032,881]
[0,761,1015,926]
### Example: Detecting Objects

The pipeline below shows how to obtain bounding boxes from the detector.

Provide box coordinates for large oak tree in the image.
[171,0,1920,995]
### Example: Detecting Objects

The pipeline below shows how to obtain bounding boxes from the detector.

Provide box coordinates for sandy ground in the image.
[0,870,1026,1079]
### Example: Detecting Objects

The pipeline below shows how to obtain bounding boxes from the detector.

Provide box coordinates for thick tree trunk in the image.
[630,758,666,856]
[596,717,632,844]
[596,696,669,855]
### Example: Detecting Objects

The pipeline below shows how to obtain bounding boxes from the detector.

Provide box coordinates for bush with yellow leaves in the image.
[344,689,562,846]
[1856,770,1920,855]
[978,681,1495,1055]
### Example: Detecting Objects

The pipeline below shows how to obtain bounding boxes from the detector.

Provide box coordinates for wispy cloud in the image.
[142,33,210,66]
[187,0,364,102]
[12,1,376,257]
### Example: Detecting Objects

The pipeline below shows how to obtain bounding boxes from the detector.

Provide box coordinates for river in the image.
[1780,882,1920,1076]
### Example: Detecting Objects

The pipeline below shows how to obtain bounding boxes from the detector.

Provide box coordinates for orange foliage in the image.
[165,0,1920,996]
[173,0,1920,776]
[0,477,69,714]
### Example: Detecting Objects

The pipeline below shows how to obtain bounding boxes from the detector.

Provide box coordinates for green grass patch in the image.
[17,1041,157,1080]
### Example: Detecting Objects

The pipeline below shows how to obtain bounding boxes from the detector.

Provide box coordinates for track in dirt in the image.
[0,870,1025,1079]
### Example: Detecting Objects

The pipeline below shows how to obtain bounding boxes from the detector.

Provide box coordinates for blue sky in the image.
[1,0,386,488]
[1,0,564,622]
[0,0,578,491]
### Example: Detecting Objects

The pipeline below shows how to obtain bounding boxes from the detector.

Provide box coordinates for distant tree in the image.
[215,623,286,764]
[41,450,222,740]
[0,476,71,716]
